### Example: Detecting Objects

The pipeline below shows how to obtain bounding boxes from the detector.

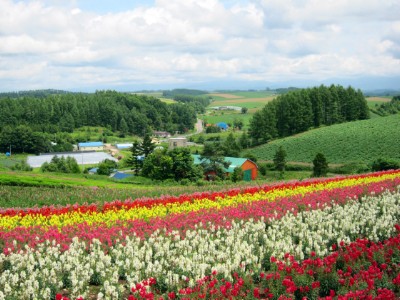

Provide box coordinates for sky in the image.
[0,0,399,92]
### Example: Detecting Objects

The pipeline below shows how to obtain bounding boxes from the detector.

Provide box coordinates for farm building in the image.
[216,122,229,131]
[168,137,187,149]
[27,152,117,168]
[192,154,258,181]
[78,141,104,151]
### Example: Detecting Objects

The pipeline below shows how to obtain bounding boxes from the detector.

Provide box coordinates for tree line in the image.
[0,91,197,154]
[249,85,370,145]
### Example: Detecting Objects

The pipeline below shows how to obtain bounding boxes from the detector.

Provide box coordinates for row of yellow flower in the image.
[1,171,399,231]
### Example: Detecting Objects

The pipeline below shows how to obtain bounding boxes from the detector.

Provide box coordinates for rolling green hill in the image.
[247,114,400,164]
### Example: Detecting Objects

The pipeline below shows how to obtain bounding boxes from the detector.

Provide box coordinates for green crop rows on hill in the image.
[247,114,400,164]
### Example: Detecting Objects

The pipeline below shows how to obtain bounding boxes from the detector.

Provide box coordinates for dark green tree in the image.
[119,117,129,137]
[222,133,241,157]
[233,118,244,130]
[312,153,329,177]
[273,146,287,172]
[97,159,118,176]
[241,107,248,114]
[141,149,173,181]
[141,134,155,157]
[371,158,400,171]
[169,148,202,182]
[126,140,144,175]
[40,155,80,173]
[239,131,250,149]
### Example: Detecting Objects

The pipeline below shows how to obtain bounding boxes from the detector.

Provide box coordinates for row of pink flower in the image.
[1,170,398,217]
[2,176,399,254]
[121,225,400,299]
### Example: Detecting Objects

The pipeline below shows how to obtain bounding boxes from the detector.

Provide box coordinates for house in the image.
[78,141,104,151]
[192,154,258,181]
[216,122,228,131]
[168,137,187,150]
[153,131,171,138]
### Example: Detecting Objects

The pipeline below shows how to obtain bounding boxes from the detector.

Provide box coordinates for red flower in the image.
[168,292,176,299]
[56,294,63,300]
[311,281,320,289]
[253,288,260,299]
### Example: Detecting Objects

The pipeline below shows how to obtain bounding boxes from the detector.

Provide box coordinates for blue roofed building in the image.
[78,141,104,151]
[216,122,228,130]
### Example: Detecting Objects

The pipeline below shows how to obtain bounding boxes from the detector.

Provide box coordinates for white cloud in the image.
[0,0,399,91]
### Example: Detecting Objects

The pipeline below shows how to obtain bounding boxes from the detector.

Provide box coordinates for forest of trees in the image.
[249,85,370,145]
[0,91,197,153]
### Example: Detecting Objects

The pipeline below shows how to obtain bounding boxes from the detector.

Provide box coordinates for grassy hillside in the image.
[247,114,400,164]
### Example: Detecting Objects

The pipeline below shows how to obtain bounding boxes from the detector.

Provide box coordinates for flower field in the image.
[0,170,400,299]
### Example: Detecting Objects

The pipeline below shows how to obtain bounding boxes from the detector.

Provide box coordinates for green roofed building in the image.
[192,154,258,181]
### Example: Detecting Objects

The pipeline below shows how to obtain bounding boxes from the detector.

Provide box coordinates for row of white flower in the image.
[0,189,399,299]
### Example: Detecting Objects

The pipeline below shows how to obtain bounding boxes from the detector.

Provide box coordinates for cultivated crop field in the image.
[248,114,400,165]
[208,91,276,110]
[0,170,399,299]
[203,91,276,128]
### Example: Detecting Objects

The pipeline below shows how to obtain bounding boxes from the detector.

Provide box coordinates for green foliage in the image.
[141,148,202,182]
[239,131,251,149]
[97,159,118,176]
[10,159,32,171]
[241,107,248,114]
[126,140,144,175]
[330,162,370,174]
[312,153,328,177]
[222,133,241,157]
[169,148,203,182]
[0,91,198,153]
[40,156,81,174]
[258,163,267,176]
[231,167,243,182]
[247,114,400,164]
[141,134,156,157]
[201,142,230,180]
[205,125,221,133]
[249,85,370,144]
[371,95,400,116]
[273,146,287,172]
[371,158,400,171]
[162,89,207,98]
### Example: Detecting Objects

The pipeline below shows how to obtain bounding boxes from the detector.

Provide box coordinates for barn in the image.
[192,155,258,181]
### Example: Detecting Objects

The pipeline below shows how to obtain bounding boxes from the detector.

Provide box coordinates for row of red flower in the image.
[1,170,398,217]
[1,176,399,254]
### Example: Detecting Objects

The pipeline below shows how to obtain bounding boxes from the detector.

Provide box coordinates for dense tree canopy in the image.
[0,91,197,153]
[0,91,197,137]
[249,85,370,145]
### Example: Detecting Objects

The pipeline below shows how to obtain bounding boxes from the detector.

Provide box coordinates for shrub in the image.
[371,158,400,171]
[312,153,328,177]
